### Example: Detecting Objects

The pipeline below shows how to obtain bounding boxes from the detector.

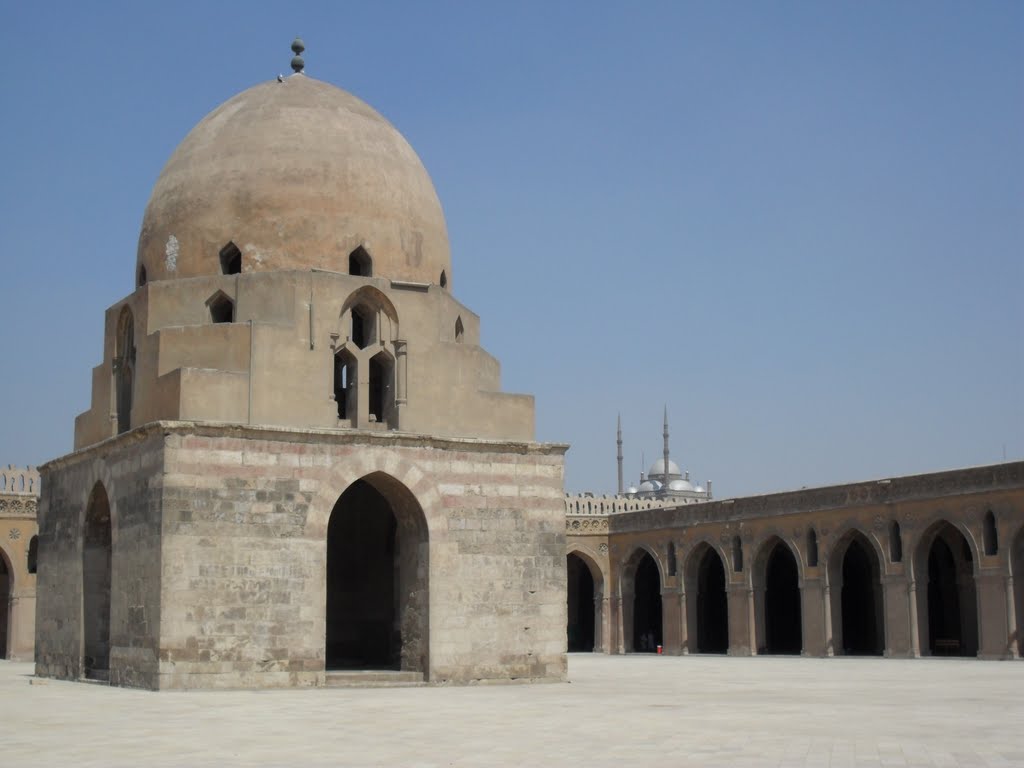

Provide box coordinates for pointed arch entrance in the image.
[326,473,428,674]
[684,544,728,654]
[82,482,112,680]
[829,532,884,655]
[0,547,10,659]
[916,521,978,657]
[755,538,802,654]
[567,551,603,652]
[622,549,662,652]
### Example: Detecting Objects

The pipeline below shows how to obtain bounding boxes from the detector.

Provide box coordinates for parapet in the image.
[1,465,40,496]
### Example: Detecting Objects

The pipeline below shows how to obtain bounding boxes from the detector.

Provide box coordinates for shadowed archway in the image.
[829,532,884,655]
[567,551,604,652]
[0,547,10,659]
[915,521,978,657]
[1013,527,1024,657]
[684,544,728,654]
[755,538,802,655]
[326,473,428,674]
[622,549,662,653]
[82,482,112,680]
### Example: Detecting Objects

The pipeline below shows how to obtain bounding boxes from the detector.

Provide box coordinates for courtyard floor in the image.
[1,654,1022,767]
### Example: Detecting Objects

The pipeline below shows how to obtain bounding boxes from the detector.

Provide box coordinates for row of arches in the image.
[73,473,431,680]
[569,520,1024,658]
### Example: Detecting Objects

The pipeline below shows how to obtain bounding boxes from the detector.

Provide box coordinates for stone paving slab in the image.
[1,654,1022,767]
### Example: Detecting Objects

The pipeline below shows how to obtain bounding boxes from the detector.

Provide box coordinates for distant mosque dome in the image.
[668,479,694,492]
[626,486,639,495]
[647,458,681,479]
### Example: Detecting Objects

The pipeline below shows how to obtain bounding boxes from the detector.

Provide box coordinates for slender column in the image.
[1006,576,1019,659]
[612,595,625,654]
[747,587,758,655]
[394,340,408,405]
[598,595,611,654]
[822,574,834,657]
[908,578,921,657]
[679,589,689,654]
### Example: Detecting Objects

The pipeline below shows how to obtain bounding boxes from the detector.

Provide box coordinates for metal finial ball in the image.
[291,37,305,55]
[291,55,305,73]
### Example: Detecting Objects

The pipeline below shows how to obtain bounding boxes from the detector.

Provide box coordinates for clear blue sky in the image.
[1,2,1021,498]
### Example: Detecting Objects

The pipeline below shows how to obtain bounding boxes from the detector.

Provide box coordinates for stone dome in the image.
[136,73,451,285]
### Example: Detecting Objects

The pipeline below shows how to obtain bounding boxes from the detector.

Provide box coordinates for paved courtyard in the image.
[1,654,1022,767]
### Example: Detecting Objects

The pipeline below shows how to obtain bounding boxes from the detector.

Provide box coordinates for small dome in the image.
[626,486,639,495]
[647,458,682,479]
[668,479,694,492]
[694,485,705,493]
[137,74,450,285]
[638,480,655,492]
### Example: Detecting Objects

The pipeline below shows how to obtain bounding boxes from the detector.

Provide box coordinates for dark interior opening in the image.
[349,246,372,277]
[333,352,354,420]
[567,554,596,652]
[27,536,38,574]
[220,242,242,275]
[326,480,399,670]
[439,270,448,288]
[0,552,9,659]
[209,294,234,324]
[82,484,112,680]
[351,307,368,349]
[632,552,662,652]
[137,265,147,287]
[696,549,728,653]
[764,543,802,654]
[369,353,392,424]
[890,521,903,562]
[927,536,972,656]
[840,538,882,655]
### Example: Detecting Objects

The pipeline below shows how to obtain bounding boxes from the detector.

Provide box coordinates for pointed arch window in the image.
[207,291,235,324]
[806,528,819,567]
[732,536,743,572]
[439,270,448,289]
[889,521,903,563]
[455,315,464,343]
[983,510,998,555]
[348,246,372,277]
[667,542,677,577]
[115,306,135,434]
[220,242,242,275]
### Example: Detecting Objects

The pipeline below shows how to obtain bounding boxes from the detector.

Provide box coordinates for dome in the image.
[136,74,451,285]
[626,486,639,495]
[668,479,694,492]
[647,458,681,479]
[638,481,656,493]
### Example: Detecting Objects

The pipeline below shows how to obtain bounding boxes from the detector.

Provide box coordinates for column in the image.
[908,578,921,658]
[679,589,689,654]
[822,576,834,657]
[1007,576,1019,660]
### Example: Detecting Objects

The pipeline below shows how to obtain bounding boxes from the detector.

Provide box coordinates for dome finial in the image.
[290,37,306,73]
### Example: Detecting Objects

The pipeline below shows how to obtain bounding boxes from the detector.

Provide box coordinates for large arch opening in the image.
[567,552,602,652]
[629,551,662,652]
[0,547,10,659]
[757,539,802,655]
[326,474,428,674]
[831,533,884,655]
[688,545,728,654]
[82,482,112,680]
[916,521,978,657]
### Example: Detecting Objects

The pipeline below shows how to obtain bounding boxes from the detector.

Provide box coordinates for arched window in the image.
[137,265,147,287]
[351,305,373,349]
[667,542,677,577]
[455,316,464,343]
[207,291,235,324]
[983,511,998,555]
[115,306,135,434]
[732,536,743,572]
[27,536,38,574]
[439,270,448,289]
[220,242,242,275]
[889,521,902,563]
[333,348,356,421]
[348,246,372,277]
[806,529,818,567]
[368,351,394,425]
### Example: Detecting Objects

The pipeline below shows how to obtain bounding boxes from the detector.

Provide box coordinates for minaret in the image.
[616,413,624,495]
[662,405,671,485]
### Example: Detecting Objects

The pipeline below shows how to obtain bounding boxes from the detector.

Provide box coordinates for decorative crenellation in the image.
[565,493,679,516]
[1,464,40,496]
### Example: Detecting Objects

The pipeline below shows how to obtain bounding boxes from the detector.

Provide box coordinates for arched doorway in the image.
[757,539,802,654]
[628,551,662,652]
[830,533,884,655]
[326,474,428,673]
[567,552,602,652]
[691,546,728,654]
[916,521,978,657]
[0,547,10,659]
[82,482,112,680]
[1014,527,1024,657]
